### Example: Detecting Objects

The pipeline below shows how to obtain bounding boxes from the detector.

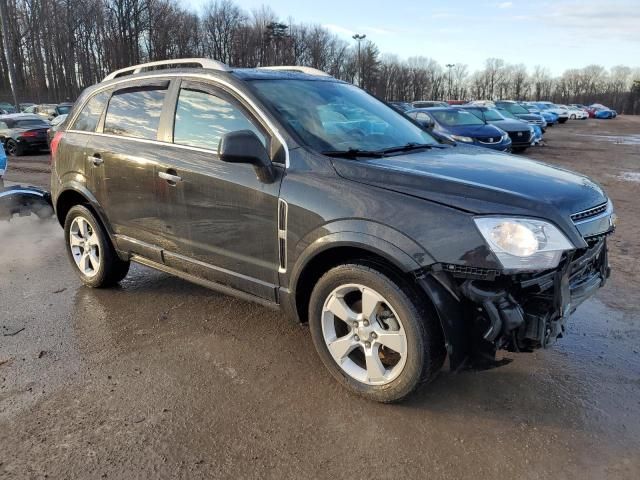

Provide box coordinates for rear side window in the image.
[71,92,109,132]
[104,87,166,139]
[173,88,265,151]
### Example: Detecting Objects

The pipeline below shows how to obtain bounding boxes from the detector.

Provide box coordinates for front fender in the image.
[288,219,436,288]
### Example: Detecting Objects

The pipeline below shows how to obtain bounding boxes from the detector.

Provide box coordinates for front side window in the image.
[173,88,265,151]
[104,87,166,139]
[250,80,437,153]
[71,91,110,132]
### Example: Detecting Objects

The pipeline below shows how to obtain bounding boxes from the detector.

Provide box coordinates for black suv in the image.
[51,59,615,402]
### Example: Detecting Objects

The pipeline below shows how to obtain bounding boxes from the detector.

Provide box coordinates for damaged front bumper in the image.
[417,233,612,370]
[0,185,53,221]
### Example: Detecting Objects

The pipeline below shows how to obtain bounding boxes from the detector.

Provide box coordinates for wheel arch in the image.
[54,184,118,249]
[288,231,428,325]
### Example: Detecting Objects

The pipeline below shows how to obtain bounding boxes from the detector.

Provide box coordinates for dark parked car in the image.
[412,100,448,109]
[51,59,615,402]
[494,101,548,130]
[406,107,512,151]
[0,114,50,156]
[0,102,17,114]
[454,105,534,152]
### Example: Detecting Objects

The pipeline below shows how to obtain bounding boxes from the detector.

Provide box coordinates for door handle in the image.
[158,171,182,184]
[88,154,103,166]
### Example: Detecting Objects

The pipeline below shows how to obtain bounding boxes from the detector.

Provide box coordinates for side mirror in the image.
[218,130,275,184]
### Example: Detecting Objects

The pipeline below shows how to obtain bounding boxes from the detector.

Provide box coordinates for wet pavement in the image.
[1,215,639,479]
[2,120,640,479]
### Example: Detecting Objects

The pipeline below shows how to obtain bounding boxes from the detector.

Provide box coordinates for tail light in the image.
[21,130,40,137]
[50,131,64,163]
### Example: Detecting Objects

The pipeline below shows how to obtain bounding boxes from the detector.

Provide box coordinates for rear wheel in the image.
[5,139,22,157]
[64,205,130,288]
[309,263,445,403]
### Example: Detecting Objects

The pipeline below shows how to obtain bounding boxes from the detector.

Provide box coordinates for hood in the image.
[331,146,607,245]
[487,118,530,132]
[514,113,542,122]
[440,123,504,137]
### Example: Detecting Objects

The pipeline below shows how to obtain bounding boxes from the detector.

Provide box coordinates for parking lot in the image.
[1,117,639,479]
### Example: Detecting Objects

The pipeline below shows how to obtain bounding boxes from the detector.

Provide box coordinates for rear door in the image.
[89,80,172,261]
[153,79,284,300]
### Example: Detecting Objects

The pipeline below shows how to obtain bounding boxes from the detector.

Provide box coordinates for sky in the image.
[185,0,640,75]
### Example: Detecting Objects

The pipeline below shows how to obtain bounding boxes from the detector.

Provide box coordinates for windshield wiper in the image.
[321,148,386,159]
[375,142,440,155]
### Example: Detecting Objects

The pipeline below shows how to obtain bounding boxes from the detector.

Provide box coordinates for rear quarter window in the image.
[71,91,110,132]
[104,87,166,140]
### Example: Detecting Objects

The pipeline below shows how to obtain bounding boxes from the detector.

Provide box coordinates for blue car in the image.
[406,107,512,151]
[594,109,615,119]
[0,143,6,181]
[523,104,558,126]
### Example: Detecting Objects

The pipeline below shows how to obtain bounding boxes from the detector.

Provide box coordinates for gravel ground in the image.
[1,118,639,479]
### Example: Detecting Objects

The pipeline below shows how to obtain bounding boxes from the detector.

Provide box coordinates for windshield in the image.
[497,108,518,120]
[250,80,437,153]
[15,119,49,128]
[430,109,484,126]
[499,103,529,114]
[482,108,504,121]
[56,105,72,114]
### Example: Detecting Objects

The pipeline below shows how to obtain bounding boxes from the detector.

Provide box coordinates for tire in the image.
[308,263,446,403]
[512,147,528,153]
[64,205,130,288]
[5,139,23,157]
[570,114,576,120]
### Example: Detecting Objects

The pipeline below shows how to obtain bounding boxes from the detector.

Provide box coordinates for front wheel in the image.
[64,205,130,288]
[309,263,445,403]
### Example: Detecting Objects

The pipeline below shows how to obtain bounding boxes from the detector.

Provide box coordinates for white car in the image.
[565,106,588,120]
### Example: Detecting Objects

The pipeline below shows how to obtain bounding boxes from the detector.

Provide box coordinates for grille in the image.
[508,130,531,144]
[441,263,499,280]
[571,203,608,223]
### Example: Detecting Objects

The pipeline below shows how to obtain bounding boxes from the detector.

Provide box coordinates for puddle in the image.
[575,133,640,145]
[614,171,640,183]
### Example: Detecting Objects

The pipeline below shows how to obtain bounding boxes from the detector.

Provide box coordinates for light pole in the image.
[446,63,455,100]
[352,33,366,88]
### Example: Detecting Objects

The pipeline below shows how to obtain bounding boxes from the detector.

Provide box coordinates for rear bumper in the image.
[18,138,48,149]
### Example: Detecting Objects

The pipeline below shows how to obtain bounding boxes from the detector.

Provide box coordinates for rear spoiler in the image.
[0,184,53,221]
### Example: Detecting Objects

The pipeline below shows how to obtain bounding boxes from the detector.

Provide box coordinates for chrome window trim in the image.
[66,72,290,167]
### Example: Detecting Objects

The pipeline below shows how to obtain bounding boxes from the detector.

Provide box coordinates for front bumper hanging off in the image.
[417,234,612,370]
[0,184,53,221]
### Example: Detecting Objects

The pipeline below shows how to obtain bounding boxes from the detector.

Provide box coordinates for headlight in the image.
[450,134,473,143]
[474,217,574,271]
[501,132,509,141]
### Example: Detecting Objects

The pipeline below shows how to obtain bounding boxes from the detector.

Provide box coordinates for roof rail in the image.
[103,58,230,82]
[257,66,332,77]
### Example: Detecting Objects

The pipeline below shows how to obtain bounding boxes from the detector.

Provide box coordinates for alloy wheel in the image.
[69,216,101,277]
[6,140,17,156]
[321,284,408,385]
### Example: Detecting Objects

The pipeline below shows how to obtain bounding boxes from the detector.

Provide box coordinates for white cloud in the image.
[323,24,355,37]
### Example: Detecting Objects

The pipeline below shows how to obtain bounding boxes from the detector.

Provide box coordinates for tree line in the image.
[1,0,639,113]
